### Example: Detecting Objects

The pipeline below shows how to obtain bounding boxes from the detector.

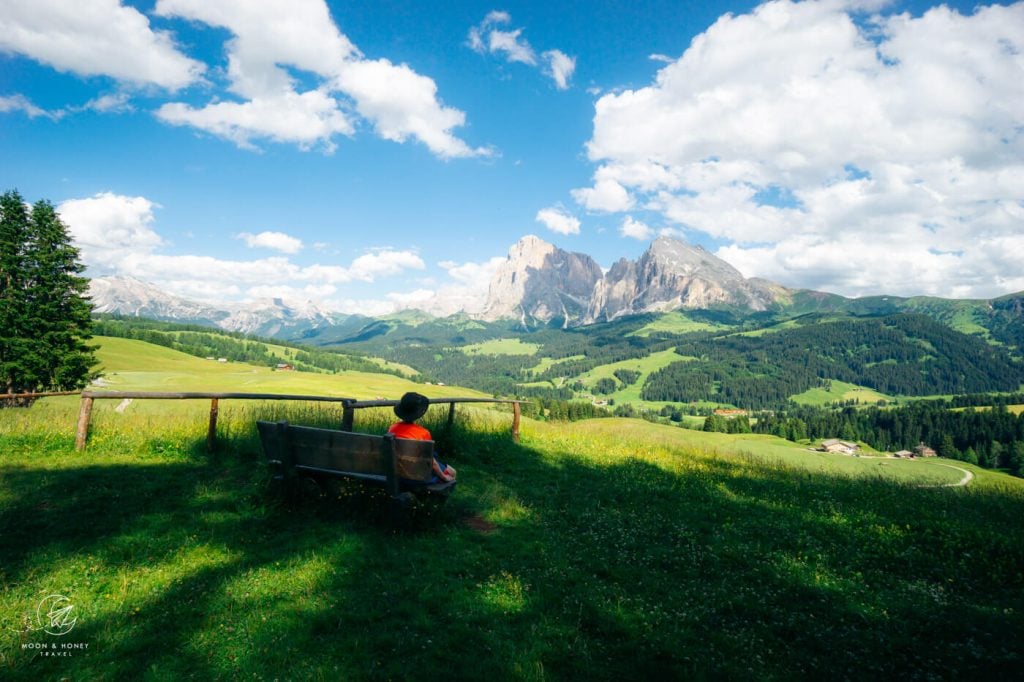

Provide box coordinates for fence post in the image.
[75,395,94,451]
[341,402,354,432]
[512,401,521,443]
[447,401,456,431]
[207,398,219,451]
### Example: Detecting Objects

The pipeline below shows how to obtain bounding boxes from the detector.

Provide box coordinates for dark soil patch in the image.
[462,513,496,534]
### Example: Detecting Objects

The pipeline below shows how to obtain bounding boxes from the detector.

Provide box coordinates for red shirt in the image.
[388,422,432,441]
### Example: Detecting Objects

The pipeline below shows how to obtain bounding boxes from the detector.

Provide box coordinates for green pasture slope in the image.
[2,339,1023,679]
[627,311,726,336]
[789,380,895,407]
[575,348,685,404]
[457,338,542,356]
[90,334,482,401]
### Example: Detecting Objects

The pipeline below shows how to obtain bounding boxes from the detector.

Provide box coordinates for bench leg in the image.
[387,492,417,525]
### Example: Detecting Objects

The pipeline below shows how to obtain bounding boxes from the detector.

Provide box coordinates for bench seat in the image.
[256,420,455,500]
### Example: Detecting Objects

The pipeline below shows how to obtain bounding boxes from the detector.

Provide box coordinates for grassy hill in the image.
[2,337,1023,679]
[572,348,690,409]
[2,411,1022,679]
[789,379,894,407]
[90,336,458,399]
[64,336,487,425]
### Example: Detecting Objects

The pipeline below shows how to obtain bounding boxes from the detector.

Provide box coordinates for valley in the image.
[82,233,1024,481]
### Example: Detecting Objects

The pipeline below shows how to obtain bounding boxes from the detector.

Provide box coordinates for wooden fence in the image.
[0,391,82,399]
[72,391,523,451]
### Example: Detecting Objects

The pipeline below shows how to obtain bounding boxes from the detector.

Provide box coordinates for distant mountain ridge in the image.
[88,276,354,338]
[89,237,1024,348]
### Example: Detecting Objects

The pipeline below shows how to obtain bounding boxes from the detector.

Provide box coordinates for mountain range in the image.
[478,236,1023,347]
[88,235,1024,347]
[482,234,787,326]
[88,275,355,338]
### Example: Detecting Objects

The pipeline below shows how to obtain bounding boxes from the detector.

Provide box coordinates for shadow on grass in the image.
[2,424,1023,680]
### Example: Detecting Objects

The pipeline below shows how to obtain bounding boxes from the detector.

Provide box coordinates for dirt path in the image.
[924,463,974,488]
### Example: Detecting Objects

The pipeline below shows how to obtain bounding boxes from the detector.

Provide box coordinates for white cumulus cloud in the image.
[153,0,485,158]
[573,0,1024,298]
[380,256,506,316]
[0,94,62,120]
[347,249,426,281]
[468,11,536,64]
[58,192,164,271]
[237,231,304,254]
[536,206,581,235]
[157,90,354,153]
[82,92,133,114]
[0,0,204,90]
[620,216,653,241]
[335,58,485,159]
[58,192,429,304]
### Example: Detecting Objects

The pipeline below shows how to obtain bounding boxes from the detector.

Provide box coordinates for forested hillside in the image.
[93,317,415,380]
[91,307,1024,414]
[642,314,1024,409]
[340,312,1024,410]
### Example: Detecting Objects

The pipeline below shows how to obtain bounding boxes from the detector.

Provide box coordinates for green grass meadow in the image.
[92,336,486,403]
[576,348,690,409]
[627,312,726,336]
[789,380,895,407]
[457,339,541,356]
[2,339,1024,680]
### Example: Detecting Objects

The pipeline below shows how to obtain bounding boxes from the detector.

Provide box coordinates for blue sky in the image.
[2,0,1022,315]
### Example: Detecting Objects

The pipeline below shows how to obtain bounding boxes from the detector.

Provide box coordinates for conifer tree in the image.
[0,190,32,395]
[1008,442,1024,477]
[939,433,960,460]
[25,199,96,390]
[0,190,96,398]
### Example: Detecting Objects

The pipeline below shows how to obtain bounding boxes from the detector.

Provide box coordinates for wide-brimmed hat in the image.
[394,392,429,421]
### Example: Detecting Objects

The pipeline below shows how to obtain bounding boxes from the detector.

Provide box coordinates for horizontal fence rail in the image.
[72,391,523,451]
[0,391,82,400]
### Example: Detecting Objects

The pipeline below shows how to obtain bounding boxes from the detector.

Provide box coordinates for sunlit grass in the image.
[2,337,1023,679]
[90,335,482,400]
[456,338,541,356]
[790,379,894,406]
[627,311,726,336]
[575,348,688,407]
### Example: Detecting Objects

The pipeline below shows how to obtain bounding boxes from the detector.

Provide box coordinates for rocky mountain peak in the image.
[586,236,783,322]
[505,234,556,265]
[481,235,602,326]
[644,235,743,281]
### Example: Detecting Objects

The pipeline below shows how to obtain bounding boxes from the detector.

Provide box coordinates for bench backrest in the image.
[256,421,434,482]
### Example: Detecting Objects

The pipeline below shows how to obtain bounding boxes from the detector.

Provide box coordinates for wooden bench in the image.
[256,421,455,506]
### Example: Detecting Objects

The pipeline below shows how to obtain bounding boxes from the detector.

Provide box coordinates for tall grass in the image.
[2,399,1023,680]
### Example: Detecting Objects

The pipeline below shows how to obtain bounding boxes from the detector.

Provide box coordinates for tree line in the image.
[93,318,414,379]
[753,400,1024,475]
[1,190,96,400]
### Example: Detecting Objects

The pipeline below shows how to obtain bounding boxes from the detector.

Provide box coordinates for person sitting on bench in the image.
[388,392,456,483]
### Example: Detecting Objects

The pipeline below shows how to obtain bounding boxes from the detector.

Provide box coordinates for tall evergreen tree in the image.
[1008,442,1024,477]
[0,190,96,398]
[25,200,96,390]
[0,190,32,395]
